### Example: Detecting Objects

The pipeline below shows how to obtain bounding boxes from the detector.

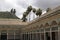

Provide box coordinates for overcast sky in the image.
[0,0,60,19]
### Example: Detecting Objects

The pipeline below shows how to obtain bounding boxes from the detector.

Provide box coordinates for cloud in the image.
[32,0,60,10]
[0,0,60,19]
[0,0,27,18]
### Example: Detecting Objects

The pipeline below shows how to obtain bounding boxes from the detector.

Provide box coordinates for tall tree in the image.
[22,6,42,22]
[23,6,32,22]
[36,8,42,16]
[46,8,51,12]
[22,12,27,22]
[10,8,13,13]
[13,9,16,14]
[23,12,27,18]
[27,6,32,12]
[22,17,27,22]
[32,8,36,13]
[23,6,32,18]
[25,10,30,16]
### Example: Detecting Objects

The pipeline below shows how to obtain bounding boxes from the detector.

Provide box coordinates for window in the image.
[52,27,58,31]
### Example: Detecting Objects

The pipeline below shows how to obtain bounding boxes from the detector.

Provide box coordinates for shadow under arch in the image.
[40,24,44,28]
[51,21,57,26]
[44,23,50,27]
[58,22,60,25]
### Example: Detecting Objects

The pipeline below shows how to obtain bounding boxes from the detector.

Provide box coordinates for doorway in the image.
[52,32,58,40]
[1,33,7,40]
[52,32,55,40]
[45,32,50,40]
[41,33,44,40]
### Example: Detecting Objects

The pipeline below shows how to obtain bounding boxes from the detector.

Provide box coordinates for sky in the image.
[0,0,60,19]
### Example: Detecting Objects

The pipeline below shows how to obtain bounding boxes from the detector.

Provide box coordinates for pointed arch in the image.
[51,21,57,26]
[58,22,60,25]
[45,23,49,27]
[40,24,44,28]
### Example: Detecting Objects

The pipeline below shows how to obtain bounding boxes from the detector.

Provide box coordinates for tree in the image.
[22,6,32,18]
[32,8,36,13]
[36,8,42,16]
[13,9,16,14]
[23,12,27,18]
[10,8,16,14]
[25,10,30,16]
[10,8,13,13]
[22,13,27,22]
[27,6,32,12]
[22,17,27,22]
[22,12,28,22]
[22,6,32,22]
[46,8,51,12]
[22,6,42,22]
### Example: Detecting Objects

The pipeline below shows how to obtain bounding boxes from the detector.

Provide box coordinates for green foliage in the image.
[14,9,16,14]
[32,8,36,13]
[46,8,51,12]
[10,8,16,14]
[22,12,28,22]
[23,12,27,17]
[23,11,30,18]
[25,11,30,15]
[22,6,42,22]
[36,8,42,16]
[27,6,32,12]
[22,16,27,22]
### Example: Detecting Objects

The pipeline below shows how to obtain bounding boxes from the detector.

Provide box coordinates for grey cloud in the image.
[32,0,60,10]
[0,0,60,19]
[18,3,27,8]
[17,1,28,8]
[0,1,13,11]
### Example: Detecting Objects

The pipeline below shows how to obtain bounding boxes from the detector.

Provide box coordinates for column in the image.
[31,33,32,40]
[29,33,30,40]
[28,33,30,40]
[21,33,24,40]
[41,33,44,40]
[27,33,29,40]
[24,34,26,40]
[44,29,45,40]
[7,31,8,40]
[58,26,60,40]
[8,30,14,40]
[38,33,40,40]
[0,30,1,40]
[25,33,27,40]
[15,31,20,40]
[34,33,36,40]
[28,33,29,40]
[40,33,41,40]
[32,33,34,40]
[50,28,52,40]
[32,33,33,40]
[35,33,38,40]
[14,32,15,40]
[26,33,28,40]
[30,33,31,40]
[22,34,24,40]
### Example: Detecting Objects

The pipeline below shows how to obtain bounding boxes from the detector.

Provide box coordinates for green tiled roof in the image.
[0,11,19,19]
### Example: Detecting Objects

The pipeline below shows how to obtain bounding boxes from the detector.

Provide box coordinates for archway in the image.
[51,21,58,40]
[45,23,49,27]
[51,21,57,26]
